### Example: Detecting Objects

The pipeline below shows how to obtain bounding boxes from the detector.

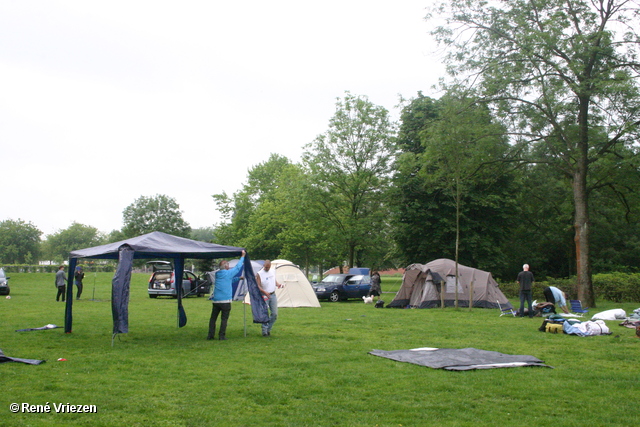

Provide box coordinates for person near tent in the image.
[74,265,85,300]
[542,286,570,314]
[256,260,283,337]
[369,270,381,301]
[516,264,534,318]
[207,250,246,340]
[55,265,67,302]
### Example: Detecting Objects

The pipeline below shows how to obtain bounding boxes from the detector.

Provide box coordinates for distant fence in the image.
[2,264,116,273]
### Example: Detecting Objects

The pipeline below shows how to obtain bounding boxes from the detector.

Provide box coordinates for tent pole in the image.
[244,300,247,337]
[64,258,78,333]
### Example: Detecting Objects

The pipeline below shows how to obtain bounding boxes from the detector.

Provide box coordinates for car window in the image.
[322,274,342,283]
[184,272,196,281]
[346,275,364,284]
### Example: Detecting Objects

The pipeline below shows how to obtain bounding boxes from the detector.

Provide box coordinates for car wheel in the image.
[329,291,340,302]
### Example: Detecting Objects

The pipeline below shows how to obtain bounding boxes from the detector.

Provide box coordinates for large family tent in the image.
[387,259,513,310]
[244,259,320,308]
[64,231,269,336]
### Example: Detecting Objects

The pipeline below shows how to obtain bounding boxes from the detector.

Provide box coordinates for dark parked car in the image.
[148,269,210,298]
[312,273,371,302]
[0,268,9,296]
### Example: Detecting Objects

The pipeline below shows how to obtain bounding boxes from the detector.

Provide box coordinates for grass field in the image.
[1,272,639,427]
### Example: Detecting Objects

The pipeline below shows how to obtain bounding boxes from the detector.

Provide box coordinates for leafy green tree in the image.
[420,93,511,295]
[431,0,640,306]
[212,154,292,257]
[302,92,396,268]
[391,93,517,278]
[191,227,216,243]
[106,229,126,244]
[122,194,191,238]
[0,219,42,264]
[44,222,104,261]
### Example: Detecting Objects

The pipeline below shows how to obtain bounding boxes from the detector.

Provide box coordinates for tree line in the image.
[1,1,639,308]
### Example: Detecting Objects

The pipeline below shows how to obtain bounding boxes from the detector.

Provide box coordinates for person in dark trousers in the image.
[207,250,245,340]
[369,270,381,301]
[55,265,67,302]
[74,266,85,300]
[517,264,535,318]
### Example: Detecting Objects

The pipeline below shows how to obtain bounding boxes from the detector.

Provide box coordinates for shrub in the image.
[500,273,640,303]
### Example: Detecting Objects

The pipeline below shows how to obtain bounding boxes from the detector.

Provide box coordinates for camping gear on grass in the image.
[591,309,626,321]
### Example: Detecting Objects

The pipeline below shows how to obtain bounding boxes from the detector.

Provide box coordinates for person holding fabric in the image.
[74,266,85,300]
[516,264,535,318]
[543,286,570,314]
[207,250,246,341]
[55,265,67,302]
[256,260,283,337]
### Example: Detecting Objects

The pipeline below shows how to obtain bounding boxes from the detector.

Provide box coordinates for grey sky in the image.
[1,1,444,237]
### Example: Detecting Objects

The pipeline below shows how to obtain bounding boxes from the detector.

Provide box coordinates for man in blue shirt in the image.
[207,250,245,340]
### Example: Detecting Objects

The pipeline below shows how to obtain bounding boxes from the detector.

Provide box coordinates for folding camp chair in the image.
[570,300,589,314]
[498,300,517,317]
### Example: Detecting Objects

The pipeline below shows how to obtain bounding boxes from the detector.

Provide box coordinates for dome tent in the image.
[244,259,320,308]
[388,259,513,310]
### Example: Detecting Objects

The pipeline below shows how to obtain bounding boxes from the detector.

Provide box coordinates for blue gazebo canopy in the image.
[64,231,267,335]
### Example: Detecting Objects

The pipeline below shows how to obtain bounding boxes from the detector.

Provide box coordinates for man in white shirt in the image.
[256,260,283,337]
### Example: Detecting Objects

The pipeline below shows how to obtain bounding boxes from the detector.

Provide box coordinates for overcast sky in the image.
[1,1,445,238]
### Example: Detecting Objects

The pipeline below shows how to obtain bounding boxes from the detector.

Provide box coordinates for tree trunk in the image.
[454,179,460,309]
[574,98,595,308]
[573,170,594,308]
[348,244,355,269]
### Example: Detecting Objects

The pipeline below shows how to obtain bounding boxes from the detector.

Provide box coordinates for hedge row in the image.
[499,273,640,303]
[1,264,116,273]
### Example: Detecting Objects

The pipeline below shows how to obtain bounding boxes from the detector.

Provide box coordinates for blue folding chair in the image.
[570,300,589,313]
[498,300,517,317]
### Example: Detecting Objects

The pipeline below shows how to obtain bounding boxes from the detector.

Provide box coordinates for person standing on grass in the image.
[207,250,246,341]
[517,264,535,318]
[256,260,283,337]
[74,266,85,300]
[369,270,381,301]
[55,265,67,302]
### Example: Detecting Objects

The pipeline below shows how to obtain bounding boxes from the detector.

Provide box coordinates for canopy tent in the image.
[64,231,269,335]
[243,260,321,308]
[387,259,513,310]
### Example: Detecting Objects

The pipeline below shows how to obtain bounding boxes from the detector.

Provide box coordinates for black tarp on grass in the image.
[369,347,552,370]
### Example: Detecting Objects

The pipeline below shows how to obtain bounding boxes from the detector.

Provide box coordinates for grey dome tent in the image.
[387,259,513,310]
[64,231,269,336]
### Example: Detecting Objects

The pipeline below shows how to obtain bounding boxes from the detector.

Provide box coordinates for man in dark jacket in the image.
[517,264,535,318]
[55,265,67,302]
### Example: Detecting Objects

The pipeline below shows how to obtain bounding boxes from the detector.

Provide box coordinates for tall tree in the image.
[392,93,517,277]
[212,154,292,258]
[0,219,42,264]
[122,194,191,238]
[44,222,104,261]
[431,0,640,307]
[302,92,396,268]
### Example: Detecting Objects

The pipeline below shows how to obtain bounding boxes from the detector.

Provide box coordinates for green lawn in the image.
[1,273,638,426]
